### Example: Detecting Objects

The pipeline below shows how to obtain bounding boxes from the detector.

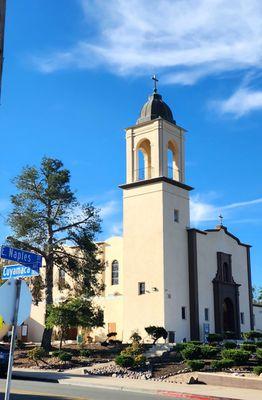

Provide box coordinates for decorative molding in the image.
[119,176,194,191]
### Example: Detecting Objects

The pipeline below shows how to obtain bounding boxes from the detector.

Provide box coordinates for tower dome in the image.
[136,76,175,125]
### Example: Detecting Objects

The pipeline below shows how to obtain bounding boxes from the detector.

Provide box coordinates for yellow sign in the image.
[0,315,3,329]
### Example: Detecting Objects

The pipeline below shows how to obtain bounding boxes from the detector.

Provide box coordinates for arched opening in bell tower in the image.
[167,140,179,181]
[135,139,152,181]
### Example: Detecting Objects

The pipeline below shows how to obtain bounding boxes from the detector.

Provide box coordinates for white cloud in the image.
[212,87,262,117]
[190,194,262,225]
[99,200,119,218]
[32,0,262,86]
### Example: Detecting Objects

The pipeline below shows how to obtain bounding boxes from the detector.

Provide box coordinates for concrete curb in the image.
[157,390,239,400]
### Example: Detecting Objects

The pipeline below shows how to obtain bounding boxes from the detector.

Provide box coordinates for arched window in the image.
[136,139,151,181]
[167,140,179,181]
[111,260,119,285]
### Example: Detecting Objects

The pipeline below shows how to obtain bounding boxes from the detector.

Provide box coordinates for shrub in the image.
[253,366,262,376]
[187,360,205,371]
[241,344,257,353]
[256,348,262,360]
[221,349,250,365]
[79,349,91,357]
[211,359,234,371]
[181,345,202,360]
[28,347,46,365]
[243,331,262,340]
[122,341,143,357]
[16,340,26,350]
[188,341,203,346]
[115,354,135,368]
[200,345,219,359]
[58,352,72,362]
[52,350,62,357]
[107,332,117,339]
[174,343,188,352]
[130,332,142,343]
[224,341,237,349]
[224,331,237,340]
[134,354,146,366]
[145,326,168,344]
[207,333,223,343]
[256,341,262,348]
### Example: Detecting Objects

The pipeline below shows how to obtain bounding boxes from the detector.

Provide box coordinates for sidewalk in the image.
[12,368,262,400]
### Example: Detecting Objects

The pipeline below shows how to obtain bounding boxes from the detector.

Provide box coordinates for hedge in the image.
[253,366,262,376]
[256,348,262,360]
[187,360,205,371]
[221,349,250,365]
[241,344,257,353]
[115,355,135,368]
[181,345,202,360]
[210,359,234,371]
[207,333,223,343]
[200,345,220,359]
[223,341,237,349]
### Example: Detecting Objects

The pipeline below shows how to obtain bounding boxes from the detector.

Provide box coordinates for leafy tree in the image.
[145,326,167,344]
[46,297,103,349]
[7,157,104,350]
[253,286,262,304]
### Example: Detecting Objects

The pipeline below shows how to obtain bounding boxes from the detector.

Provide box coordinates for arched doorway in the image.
[223,297,235,332]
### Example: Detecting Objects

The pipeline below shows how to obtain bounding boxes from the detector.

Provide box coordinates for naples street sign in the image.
[1,245,42,270]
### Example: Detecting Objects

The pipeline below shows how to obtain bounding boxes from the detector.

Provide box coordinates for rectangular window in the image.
[204,308,209,321]
[138,282,145,295]
[240,312,245,325]
[174,209,179,223]
[181,306,186,320]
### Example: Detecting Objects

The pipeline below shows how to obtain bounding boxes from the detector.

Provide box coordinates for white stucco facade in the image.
[13,87,258,344]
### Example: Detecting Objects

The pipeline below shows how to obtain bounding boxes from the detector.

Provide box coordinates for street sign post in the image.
[1,246,42,270]
[0,244,40,400]
[2,264,39,280]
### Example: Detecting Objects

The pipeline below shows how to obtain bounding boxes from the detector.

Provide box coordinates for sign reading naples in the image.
[1,246,42,269]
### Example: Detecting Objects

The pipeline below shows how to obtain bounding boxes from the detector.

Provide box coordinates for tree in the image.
[253,286,262,304]
[7,157,104,350]
[145,326,168,344]
[46,297,103,349]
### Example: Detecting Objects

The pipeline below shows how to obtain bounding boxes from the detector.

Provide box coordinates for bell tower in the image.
[120,78,193,342]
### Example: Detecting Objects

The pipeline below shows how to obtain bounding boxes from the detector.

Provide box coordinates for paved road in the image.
[0,379,180,400]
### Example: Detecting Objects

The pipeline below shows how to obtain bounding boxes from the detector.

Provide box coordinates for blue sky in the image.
[1,0,261,286]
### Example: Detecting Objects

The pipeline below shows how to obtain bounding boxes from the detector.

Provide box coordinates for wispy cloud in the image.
[190,193,262,225]
[212,87,262,117]
[32,0,262,87]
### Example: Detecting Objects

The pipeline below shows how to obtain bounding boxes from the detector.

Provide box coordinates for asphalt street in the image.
[0,379,179,400]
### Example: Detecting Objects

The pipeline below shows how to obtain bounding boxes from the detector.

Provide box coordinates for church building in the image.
[25,81,254,344]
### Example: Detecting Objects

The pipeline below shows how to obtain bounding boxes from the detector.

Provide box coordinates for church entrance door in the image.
[223,297,235,332]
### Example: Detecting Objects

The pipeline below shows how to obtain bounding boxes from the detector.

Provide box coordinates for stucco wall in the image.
[253,304,262,331]
[196,228,251,340]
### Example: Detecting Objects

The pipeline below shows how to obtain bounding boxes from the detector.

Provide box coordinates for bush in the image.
[207,333,223,343]
[107,332,117,338]
[181,345,202,360]
[115,355,135,368]
[211,359,234,371]
[224,331,237,340]
[122,341,143,357]
[241,344,257,353]
[79,349,91,357]
[224,341,237,349]
[16,340,26,350]
[243,331,262,340]
[188,341,203,346]
[52,350,62,357]
[145,326,168,344]
[221,349,250,365]
[256,348,262,360]
[174,343,188,352]
[134,354,146,366]
[200,345,219,359]
[28,347,46,364]
[253,366,262,376]
[58,352,72,362]
[130,332,142,343]
[256,341,262,348]
[187,360,205,371]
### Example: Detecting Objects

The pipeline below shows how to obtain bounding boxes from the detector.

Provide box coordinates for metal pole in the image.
[4,279,21,400]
